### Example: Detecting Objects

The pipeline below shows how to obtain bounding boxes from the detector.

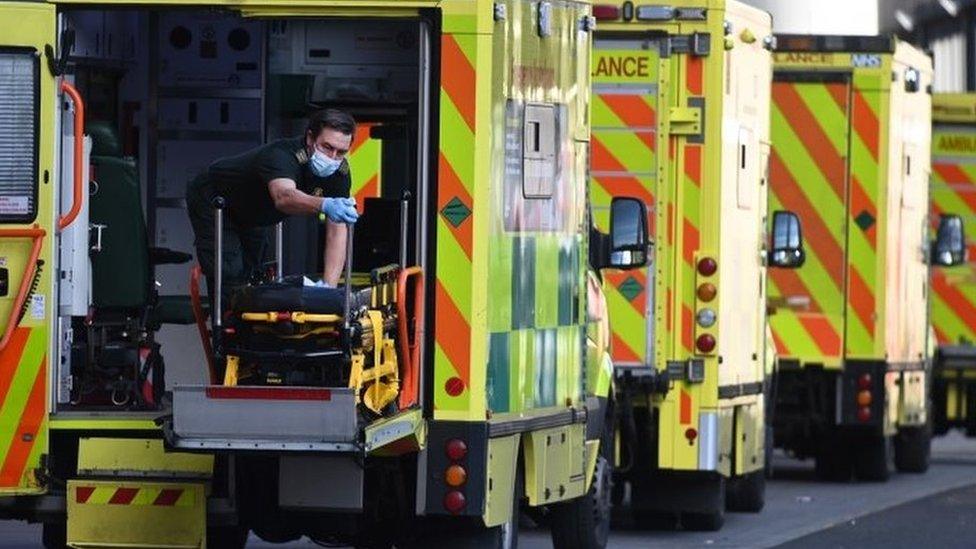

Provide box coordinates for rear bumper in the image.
[167,385,360,453]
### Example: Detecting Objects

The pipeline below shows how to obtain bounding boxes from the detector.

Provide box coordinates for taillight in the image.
[592,4,620,20]
[445,465,467,487]
[444,438,468,513]
[697,282,717,302]
[445,438,467,461]
[444,491,466,514]
[696,334,716,353]
[858,373,872,390]
[685,427,698,442]
[857,407,872,423]
[697,257,718,277]
[857,390,872,407]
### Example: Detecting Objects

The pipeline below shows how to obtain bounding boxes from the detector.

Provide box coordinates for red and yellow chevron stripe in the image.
[0,326,47,492]
[590,78,657,365]
[74,485,194,507]
[348,124,382,206]
[768,76,882,363]
[931,152,976,345]
[433,33,477,414]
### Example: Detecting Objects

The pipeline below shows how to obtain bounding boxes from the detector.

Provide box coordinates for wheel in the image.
[610,477,626,506]
[725,470,766,513]
[207,526,249,549]
[550,421,612,549]
[814,432,852,482]
[42,521,67,549]
[853,435,892,482]
[894,425,931,473]
[678,476,725,532]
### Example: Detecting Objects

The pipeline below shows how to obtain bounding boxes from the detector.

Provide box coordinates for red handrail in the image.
[190,265,217,384]
[58,81,85,231]
[397,266,424,409]
[0,227,46,353]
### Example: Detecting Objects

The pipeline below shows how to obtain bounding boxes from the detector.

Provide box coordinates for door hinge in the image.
[669,106,702,135]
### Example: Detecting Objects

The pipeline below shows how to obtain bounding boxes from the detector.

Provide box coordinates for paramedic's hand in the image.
[320,197,359,224]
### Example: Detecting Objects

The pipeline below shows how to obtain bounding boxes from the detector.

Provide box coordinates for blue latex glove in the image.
[320,197,359,224]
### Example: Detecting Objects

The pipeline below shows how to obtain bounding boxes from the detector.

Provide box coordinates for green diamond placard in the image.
[618,276,644,302]
[441,197,472,228]
[854,210,875,232]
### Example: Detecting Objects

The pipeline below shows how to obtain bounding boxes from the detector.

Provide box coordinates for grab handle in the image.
[58,81,85,231]
[397,266,424,409]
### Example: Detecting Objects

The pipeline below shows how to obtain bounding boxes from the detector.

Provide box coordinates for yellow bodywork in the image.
[594,0,773,477]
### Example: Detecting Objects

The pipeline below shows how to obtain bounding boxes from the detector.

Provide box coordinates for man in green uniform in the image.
[186,109,360,300]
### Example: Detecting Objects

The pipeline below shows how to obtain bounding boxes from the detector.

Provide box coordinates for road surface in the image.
[1,433,973,548]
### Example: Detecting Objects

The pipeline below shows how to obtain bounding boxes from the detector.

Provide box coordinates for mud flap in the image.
[67,480,206,548]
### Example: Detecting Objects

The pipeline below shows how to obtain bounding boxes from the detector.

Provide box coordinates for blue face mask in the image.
[309,149,341,178]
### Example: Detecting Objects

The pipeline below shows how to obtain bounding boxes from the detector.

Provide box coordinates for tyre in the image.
[207,526,249,549]
[853,435,891,482]
[726,469,766,513]
[42,521,67,549]
[894,425,931,473]
[550,421,612,549]
[679,476,725,532]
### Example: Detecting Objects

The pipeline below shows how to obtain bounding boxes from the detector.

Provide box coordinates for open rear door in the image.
[0,1,57,495]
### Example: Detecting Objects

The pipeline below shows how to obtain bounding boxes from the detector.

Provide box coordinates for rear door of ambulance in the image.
[590,38,662,372]
[0,1,57,496]
[767,72,852,367]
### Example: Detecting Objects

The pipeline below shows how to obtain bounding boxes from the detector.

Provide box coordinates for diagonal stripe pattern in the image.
[768,77,883,360]
[931,149,976,346]
[591,80,658,365]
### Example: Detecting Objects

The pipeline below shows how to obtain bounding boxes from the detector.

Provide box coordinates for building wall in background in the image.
[744,0,879,35]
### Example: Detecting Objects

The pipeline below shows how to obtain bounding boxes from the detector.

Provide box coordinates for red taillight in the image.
[446,439,468,462]
[857,406,872,422]
[696,334,716,353]
[444,490,466,514]
[685,428,698,442]
[276,311,291,322]
[592,4,621,20]
[858,373,872,390]
[697,257,718,277]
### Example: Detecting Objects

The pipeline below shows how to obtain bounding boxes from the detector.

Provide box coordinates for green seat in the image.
[90,154,150,309]
[88,121,194,323]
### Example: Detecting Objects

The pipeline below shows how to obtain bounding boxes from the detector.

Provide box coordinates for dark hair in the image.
[306,108,356,138]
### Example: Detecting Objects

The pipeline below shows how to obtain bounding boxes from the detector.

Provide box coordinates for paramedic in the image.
[186,108,360,300]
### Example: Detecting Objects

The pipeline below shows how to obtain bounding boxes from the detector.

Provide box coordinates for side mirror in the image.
[768,210,805,269]
[932,214,967,267]
[608,197,649,270]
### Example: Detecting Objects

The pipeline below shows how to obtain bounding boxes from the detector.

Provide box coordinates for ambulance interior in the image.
[57,9,431,411]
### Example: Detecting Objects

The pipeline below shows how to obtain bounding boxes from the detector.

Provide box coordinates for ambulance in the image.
[767,35,959,481]
[930,93,976,437]
[0,1,642,547]
[589,0,790,530]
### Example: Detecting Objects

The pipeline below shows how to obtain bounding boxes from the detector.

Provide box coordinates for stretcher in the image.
[171,196,422,451]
